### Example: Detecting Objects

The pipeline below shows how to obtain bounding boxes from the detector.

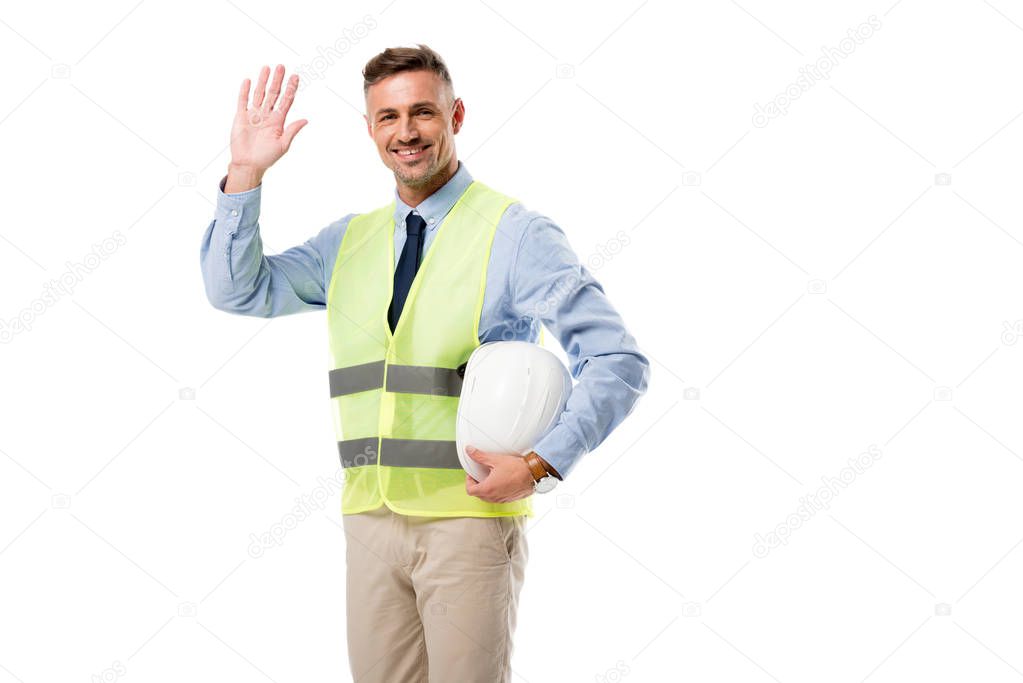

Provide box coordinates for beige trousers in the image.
[342,504,529,682]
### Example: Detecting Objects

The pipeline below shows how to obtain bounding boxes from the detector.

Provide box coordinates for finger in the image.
[281,119,308,151]
[278,74,299,118]
[237,78,251,113]
[252,65,270,109]
[262,64,285,113]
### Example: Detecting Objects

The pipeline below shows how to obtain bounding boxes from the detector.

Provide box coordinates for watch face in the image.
[534,476,558,494]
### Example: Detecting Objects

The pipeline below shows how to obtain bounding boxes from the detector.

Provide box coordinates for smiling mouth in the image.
[392,144,431,160]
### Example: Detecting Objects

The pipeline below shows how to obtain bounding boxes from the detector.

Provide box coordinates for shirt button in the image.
[428,217,435,224]
[230,209,238,217]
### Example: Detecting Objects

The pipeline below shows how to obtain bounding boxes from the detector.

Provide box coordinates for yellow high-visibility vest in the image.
[326,180,534,518]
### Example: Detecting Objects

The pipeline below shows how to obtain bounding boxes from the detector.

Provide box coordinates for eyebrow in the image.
[374,101,439,117]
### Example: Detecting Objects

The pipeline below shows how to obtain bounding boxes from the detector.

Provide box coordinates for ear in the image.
[451,97,465,134]
[364,114,372,138]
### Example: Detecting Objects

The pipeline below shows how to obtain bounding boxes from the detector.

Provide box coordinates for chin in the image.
[395,165,437,187]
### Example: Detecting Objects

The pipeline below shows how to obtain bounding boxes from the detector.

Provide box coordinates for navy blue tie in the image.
[388,212,426,332]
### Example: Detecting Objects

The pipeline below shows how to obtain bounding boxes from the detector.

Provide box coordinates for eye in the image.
[381,113,396,121]
[417,109,433,116]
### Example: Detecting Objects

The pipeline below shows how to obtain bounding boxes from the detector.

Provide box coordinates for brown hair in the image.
[362,44,454,101]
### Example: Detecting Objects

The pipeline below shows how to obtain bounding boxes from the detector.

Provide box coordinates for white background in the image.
[2,1,1023,681]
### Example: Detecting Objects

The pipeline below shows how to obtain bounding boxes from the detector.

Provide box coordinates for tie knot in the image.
[406,212,426,237]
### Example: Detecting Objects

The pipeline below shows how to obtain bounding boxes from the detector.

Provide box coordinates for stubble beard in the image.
[392,151,443,189]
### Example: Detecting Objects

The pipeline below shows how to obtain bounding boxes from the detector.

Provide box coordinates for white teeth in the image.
[397,147,423,156]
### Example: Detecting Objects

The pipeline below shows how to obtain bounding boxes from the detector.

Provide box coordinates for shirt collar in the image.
[392,160,474,232]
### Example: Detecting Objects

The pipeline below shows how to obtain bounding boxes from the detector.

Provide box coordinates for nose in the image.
[397,115,419,144]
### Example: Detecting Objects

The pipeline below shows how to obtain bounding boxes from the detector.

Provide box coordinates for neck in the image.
[396,157,459,207]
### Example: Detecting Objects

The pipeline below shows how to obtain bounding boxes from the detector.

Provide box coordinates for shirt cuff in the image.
[216,174,262,235]
[533,426,588,481]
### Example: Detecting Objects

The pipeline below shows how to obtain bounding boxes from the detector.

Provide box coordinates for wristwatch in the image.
[524,451,560,494]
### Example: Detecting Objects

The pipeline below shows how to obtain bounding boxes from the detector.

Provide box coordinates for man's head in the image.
[363,44,464,193]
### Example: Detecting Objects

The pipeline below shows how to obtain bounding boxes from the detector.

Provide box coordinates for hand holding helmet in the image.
[455,341,573,484]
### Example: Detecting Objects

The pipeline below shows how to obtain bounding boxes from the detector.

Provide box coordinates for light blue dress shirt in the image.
[199,161,649,480]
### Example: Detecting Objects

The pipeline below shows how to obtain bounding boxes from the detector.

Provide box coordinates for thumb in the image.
[466,446,489,464]
[282,119,308,151]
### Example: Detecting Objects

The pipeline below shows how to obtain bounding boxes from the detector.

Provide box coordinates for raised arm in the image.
[200,65,335,318]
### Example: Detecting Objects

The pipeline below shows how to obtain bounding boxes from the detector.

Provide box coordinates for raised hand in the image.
[226,64,308,192]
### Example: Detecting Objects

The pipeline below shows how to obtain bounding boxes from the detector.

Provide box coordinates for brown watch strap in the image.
[523,451,550,483]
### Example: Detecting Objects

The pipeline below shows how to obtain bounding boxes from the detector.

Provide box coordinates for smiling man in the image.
[200,44,649,682]
[368,74,457,201]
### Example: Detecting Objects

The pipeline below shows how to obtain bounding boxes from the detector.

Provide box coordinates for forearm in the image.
[199,174,331,317]
[532,344,649,479]
[512,215,650,480]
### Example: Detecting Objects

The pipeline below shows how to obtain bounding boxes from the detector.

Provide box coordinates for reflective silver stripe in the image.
[338,437,461,469]
[329,360,385,397]
[385,365,463,397]
[381,438,461,469]
[337,437,379,467]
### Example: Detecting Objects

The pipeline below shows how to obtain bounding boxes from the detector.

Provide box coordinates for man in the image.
[200,44,649,682]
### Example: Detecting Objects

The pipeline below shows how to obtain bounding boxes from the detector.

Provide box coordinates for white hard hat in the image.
[456,341,573,482]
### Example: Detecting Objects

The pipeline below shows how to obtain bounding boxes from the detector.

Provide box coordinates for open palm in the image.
[230,64,308,171]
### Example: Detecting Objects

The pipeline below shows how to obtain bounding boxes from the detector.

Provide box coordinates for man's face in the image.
[365,70,463,189]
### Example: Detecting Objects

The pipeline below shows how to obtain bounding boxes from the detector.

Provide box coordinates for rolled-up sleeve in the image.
[199,174,349,317]
[510,215,650,480]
